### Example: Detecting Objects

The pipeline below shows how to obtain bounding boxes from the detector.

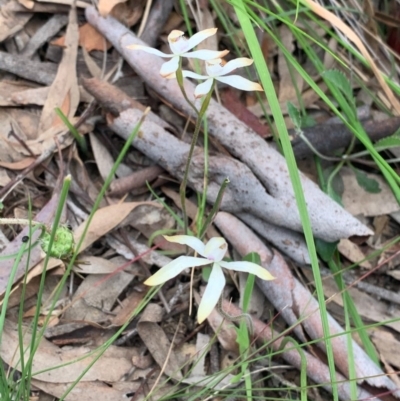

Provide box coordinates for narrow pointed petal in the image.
[219,261,275,281]
[184,28,218,51]
[181,70,208,80]
[218,57,254,75]
[197,263,225,323]
[184,49,229,60]
[160,57,180,77]
[164,235,206,256]
[216,75,263,92]
[203,237,227,262]
[144,256,211,286]
[194,78,214,98]
[127,44,171,58]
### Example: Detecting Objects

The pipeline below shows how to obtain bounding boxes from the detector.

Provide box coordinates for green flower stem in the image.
[179,81,215,234]
[175,62,199,118]
[199,177,229,239]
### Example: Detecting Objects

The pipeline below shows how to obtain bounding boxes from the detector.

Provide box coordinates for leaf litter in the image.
[0,0,400,400]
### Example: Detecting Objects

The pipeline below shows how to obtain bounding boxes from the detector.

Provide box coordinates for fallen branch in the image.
[214,211,400,399]
[85,7,373,243]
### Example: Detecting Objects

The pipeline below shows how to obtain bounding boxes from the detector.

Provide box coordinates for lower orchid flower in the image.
[144,235,275,323]
[179,57,264,98]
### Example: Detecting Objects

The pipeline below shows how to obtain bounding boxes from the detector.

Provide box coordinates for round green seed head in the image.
[41,226,75,259]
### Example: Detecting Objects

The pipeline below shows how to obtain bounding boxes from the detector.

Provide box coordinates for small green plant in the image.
[0,218,75,261]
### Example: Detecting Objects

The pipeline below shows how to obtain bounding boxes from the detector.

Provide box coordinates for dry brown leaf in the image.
[278,25,303,104]
[17,0,34,8]
[89,132,116,181]
[0,81,38,106]
[340,167,400,216]
[370,328,400,370]
[0,169,10,186]
[78,23,110,51]
[52,23,111,52]
[63,270,134,322]
[0,1,32,42]
[137,303,183,380]
[81,46,102,78]
[39,6,80,133]
[0,157,36,170]
[74,201,160,252]
[337,238,372,269]
[32,377,171,401]
[111,287,148,326]
[1,320,135,382]
[98,0,127,17]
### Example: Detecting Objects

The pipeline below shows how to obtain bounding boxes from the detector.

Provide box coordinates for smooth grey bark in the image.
[85,6,373,243]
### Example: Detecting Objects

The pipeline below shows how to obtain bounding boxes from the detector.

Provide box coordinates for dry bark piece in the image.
[291,117,400,159]
[81,76,171,130]
[20,14,68,59]
[0,51,57,85]
[108,165,164,196]
[237,212,310,265]
[139,0,174,47]
[84,7,373,242]
[214,211,400,398]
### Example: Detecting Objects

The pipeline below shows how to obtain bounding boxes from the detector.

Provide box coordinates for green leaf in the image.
[287,101,302,130]
[302,114,316,128]
[374,135,400,151]
[324,166,344,205]
[323,69,353,103]
[353,168,381,194]
[316,238,339,263]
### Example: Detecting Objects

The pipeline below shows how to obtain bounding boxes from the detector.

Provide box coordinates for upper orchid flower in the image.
[144,235,275,323]
[180,57,263,98]
[128,28,229,77]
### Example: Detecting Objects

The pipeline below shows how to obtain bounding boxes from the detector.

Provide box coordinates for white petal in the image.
[127,44,171,58]
[197,263,225,323]
[164,235,206,256]
[219,261,275,281]
[168,30,187,54]
[194,78,214,98]
[181,70,208,80]
[203,237,227,262]
[185,28,218,51]
[216,75,263,91]
[144,256,211,286]
[218,57,254,75]
[205,58,225,76]
[183,49,229,60]
[160,57,180,77]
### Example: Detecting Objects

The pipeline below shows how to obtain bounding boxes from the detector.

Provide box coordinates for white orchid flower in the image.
[128,28,229,77]
[180,57,263,98]
[144,235,275,323]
